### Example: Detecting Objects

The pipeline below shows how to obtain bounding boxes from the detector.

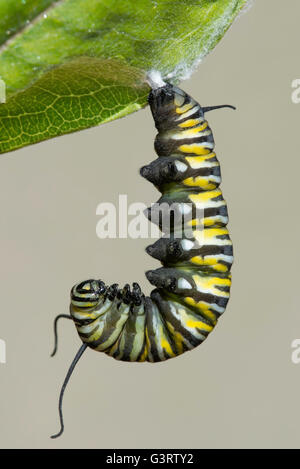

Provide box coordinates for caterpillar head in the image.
[148,83,202,131]
[71,279,106,309]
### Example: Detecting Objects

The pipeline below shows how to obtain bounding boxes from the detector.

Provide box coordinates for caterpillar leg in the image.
[50,314,73,357]
[51,343,88,439]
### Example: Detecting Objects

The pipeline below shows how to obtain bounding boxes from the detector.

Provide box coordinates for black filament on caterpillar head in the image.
[50,78,235,439]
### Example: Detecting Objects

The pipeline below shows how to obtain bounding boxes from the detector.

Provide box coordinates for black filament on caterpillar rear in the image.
[51,80,235,438]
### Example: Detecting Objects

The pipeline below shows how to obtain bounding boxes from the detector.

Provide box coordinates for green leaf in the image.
[0,0,247,154]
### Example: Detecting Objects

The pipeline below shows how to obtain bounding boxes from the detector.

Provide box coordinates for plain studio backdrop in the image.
[0,1,299,449]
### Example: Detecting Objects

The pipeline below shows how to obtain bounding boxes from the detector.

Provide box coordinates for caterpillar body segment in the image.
[51,83,234,438]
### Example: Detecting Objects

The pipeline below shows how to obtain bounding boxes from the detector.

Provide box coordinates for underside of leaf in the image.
[0,0,248,154]
[0,57,149,153]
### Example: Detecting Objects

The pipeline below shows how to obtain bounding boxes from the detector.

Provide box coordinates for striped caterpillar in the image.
[51,80,235,438]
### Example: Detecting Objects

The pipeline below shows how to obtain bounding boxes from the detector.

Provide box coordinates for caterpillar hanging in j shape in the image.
[51,77,235,439]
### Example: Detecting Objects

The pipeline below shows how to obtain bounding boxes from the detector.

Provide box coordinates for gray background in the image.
[0,1,299,449]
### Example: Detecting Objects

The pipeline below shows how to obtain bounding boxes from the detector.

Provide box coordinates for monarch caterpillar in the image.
[51,78,235,438]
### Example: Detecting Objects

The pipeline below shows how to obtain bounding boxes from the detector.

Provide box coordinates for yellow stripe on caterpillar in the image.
[185,153,218,169]
[138,346,148,362]
[190,256,229,272]
[192,274,231,297]
[159,328,176,357]
[179,122,209,136]
[165,321,185,354]
[184,297,218,323]
[193,228,232,245]
[189,189,223,204]
[178,118,202,128]
[179,143,212,155]
[178,308,213,333]
[175,102,196,114]
[183,176,217,190]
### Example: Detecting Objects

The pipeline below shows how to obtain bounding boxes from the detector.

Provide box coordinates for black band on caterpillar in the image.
[51,82,235,438]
